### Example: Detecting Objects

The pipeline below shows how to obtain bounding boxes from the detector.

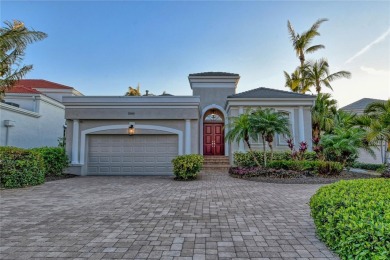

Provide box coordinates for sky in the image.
[1,0,389,107]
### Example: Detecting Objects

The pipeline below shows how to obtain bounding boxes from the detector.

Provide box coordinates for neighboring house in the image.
[0,80,83,148]
[341,98,388,164]
[64,72,316,176]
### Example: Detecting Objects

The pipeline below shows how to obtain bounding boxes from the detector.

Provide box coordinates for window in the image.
[204,109,224,122]
[277,111,292,146]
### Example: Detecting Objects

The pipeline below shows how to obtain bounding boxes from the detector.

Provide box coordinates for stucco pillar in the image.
[238,106,245,152]
[298,106,305,142]
[71,119,79,164]
[185,119,191,154]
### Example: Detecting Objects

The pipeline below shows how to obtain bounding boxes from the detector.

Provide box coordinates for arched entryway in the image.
[203,108,225,155]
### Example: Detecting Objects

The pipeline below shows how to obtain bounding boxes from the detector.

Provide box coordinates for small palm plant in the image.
[225,111,261,166]
[250,108,291,166]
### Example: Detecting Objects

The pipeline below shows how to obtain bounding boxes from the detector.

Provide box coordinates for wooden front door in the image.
[203,123,224,155]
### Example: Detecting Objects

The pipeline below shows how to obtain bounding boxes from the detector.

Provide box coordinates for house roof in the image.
[189,72,239,77]
[14,79,74,90]
[341,98,386,111]
[228,87,316,99]
[6,86,42,94]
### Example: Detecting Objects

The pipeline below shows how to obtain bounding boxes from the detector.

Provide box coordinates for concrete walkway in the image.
[0,172,338,259]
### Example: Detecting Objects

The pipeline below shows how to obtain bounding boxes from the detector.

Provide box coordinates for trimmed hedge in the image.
[267,160,343,175]
[234,151,317,167]
[352,162,386,171]
[172,154,204,180]
[229,166,303,178]
[0,147,45,188]
[310,179,390,259]
[31,147,69,176]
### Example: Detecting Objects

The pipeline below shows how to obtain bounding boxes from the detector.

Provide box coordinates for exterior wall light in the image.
[128,124,135,136]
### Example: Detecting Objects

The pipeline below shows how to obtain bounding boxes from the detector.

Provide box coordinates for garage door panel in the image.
[87,134,178,175]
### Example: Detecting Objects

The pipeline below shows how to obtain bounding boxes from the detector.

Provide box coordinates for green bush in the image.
[381,164,390,178]
[171,154,204,180]
[234,151,317,167]
[0,147,45,188]
[267,160,343,175]
[31,147,69,176]
[352,162,386,171]
[310,179,390,259]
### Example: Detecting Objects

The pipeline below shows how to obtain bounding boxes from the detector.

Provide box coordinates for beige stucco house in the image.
[64,72,316,176]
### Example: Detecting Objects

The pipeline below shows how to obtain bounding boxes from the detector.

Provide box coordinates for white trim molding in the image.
[79,124,184,165]
[200,104,229,156]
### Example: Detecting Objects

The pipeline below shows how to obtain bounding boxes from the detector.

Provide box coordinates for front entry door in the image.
[203,123,224,155]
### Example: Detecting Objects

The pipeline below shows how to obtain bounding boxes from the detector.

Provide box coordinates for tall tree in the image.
[0,20,47,99]
[288,18,328,68]
[304,58,351,94]
[311,93,338,140]
[287,18,328,91]
[225,111,261,166]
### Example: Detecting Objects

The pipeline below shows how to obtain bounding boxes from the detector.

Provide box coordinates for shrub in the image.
[31,147,69,176]
[267,160,343,175]
[352,162,386,171]
[229,166,303,178]
[172,154,204,180]
[234,151,317,167]
[310,179,390,259]
[381,164,390,178]
[0,147,45,188]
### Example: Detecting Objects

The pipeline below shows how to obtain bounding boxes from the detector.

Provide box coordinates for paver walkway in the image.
[0,172,338,259]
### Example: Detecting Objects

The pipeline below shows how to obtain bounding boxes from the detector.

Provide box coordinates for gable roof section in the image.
[189,72,239,77]
[6,86,42,94]
[14,79,73,90]
[228,87,315,99]
[341,98,386,111]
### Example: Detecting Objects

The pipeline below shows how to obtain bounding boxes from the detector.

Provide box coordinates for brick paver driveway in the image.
[0,172,338,259]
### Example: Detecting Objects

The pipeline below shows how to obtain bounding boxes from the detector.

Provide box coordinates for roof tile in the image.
[228,87,315,99]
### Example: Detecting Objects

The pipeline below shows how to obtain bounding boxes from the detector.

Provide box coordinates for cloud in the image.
[360,66,390,76]
[345,28,390,64]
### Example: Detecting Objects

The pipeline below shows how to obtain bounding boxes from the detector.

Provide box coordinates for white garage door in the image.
[87,134,178,175]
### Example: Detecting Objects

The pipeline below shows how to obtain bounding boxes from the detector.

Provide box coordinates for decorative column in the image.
[298,106,305,142]
[185,119,191,154]
[71,119,79,164]
[238,106,245,152]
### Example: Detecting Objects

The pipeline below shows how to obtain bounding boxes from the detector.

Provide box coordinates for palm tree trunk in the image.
[262,135,267,167]
[269,142,274,162]
[245,140,261,167]
[299,53,305,91]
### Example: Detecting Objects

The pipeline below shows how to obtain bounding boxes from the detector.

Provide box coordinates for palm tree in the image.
[284,66,313,94]
[321,127,374,166]
[332,110,356,131]
[0,20,47,99]
[226,111,261,166]
[125,85,141,96]
[250,108,291,166]
[355,100,390,163]
[288,18,328,90]
[311,93,338,139]
[304,59,351,94]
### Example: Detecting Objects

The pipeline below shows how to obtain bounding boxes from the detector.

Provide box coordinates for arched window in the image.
[204,109,224,122]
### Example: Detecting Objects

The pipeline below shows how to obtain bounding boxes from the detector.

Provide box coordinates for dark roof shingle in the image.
[341,98,386,111]
[189,72,239,77]
[228,87,315,99]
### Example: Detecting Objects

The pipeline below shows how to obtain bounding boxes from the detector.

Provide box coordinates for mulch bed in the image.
[238,171,380,184]
[45,174,77,182]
